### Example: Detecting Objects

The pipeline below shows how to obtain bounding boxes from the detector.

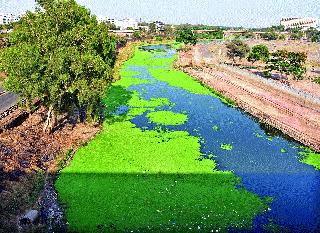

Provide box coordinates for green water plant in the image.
[221,143,233,151]
[299,147,320,170]
[147,111,188,125]
[56,45,268,232]
[212,125,220,131]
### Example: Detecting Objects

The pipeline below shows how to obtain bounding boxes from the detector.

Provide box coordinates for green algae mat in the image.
[55,45,268,232]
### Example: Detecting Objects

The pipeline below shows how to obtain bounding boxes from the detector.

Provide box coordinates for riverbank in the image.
[0,40,141,232]
[176,45,320,155]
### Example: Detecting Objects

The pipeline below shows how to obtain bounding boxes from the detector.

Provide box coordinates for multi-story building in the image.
[106,18,138,30]
[0,13,21,25]
[280,17,318,31]
[154,21,165,32]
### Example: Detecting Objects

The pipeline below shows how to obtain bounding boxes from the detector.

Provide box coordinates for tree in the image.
[226,39,250,62]
[261,30,278,40]
[149,23,156,34]
[0,0,116,133]
[163,24,175,37]
[176,28,198,45]
[133,31,142,40]
[306,28,320,42]
[266,50,307,80]
[290,28,304,40]
[247,44,269,63]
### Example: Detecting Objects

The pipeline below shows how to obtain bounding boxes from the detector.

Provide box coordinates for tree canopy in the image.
[226,39,250,62]
[0,0,116,132]
[261,30,278,41]
[176,28,198,45]
[247,44,270,63]
[306,28,320,42]
[266,50,307,80]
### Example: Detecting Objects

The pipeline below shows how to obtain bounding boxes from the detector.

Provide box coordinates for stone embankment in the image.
[183,65,320,151]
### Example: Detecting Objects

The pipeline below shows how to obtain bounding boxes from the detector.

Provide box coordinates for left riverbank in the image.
[0,39,142,232]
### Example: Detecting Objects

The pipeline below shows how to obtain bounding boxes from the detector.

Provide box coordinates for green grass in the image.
[299,147,320,170]
[56,44,268,232]
[147,111,188,126]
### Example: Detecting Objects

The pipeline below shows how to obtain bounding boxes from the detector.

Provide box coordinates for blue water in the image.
[124,45,320,232]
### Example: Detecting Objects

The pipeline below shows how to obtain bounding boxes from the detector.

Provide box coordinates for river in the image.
[126,44,320,232]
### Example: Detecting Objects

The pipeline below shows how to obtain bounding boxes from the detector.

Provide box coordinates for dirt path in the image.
[183,66,320,151]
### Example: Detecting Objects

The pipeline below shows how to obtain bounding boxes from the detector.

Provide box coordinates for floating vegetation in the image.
[255,133,263,138]
[280,148,287,153]
[220,143,233,151]
[267,136,273,142]
[147,111,188,126]
[212,125,220,131]
[299,148,320,170]
[56,44,268,232]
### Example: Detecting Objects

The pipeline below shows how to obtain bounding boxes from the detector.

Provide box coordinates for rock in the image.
[19,210,39,225]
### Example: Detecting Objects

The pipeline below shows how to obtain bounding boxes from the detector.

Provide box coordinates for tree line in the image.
[225,40,308,80]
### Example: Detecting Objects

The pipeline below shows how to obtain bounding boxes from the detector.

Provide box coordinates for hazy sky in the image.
[0,0,319,28]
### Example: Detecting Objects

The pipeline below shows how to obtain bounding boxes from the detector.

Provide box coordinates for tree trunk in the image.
[43,105,53,133]
[49,110,57,132]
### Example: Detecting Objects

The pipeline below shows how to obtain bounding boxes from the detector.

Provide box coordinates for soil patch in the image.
[0,107,100,232]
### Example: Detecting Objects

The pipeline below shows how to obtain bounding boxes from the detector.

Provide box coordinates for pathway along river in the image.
[126,45,320,231]
[56,44,320,232]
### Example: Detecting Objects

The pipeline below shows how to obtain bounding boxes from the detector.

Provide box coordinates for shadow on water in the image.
[56,172,267,233]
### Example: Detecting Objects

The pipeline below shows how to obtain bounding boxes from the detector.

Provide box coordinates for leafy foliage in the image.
[0,0,116,130]
[248,44,270,63]
[306,28,320,42]
[176,28,198,45]
[261,30,278,41]
[226,39,250,62]
[290,29,304,40]
[266,50,307,80]
[197,30,224,40]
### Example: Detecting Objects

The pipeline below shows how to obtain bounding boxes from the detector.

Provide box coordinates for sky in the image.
[0,0,319,28]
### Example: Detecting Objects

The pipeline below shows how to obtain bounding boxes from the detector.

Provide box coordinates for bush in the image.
[176,28,198,45]
[247,44,270,63]
[226,39,250,62]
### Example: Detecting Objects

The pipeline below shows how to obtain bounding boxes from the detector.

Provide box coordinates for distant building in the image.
[154,21,165,31]
[0,13,21,25]
[106,18,138,30]
[280,17,318,31]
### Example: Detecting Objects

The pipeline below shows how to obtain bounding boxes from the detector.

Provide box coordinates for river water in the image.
[124,45,320,232]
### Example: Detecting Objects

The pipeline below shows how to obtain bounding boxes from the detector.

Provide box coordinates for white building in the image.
[280,17,318,31]
[106,18,138,30]
[0,13,21,25]
[154,21,165,31]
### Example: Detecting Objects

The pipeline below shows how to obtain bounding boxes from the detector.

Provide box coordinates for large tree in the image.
[306,28,320,42]
[261,30,278,41]
[0,0,116,133]
[226,39,250,63]
[247,44,270,63]
[176,28,198,45]
[266,50,307,80]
